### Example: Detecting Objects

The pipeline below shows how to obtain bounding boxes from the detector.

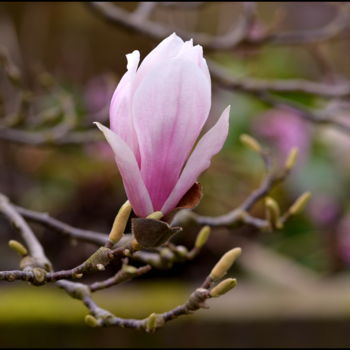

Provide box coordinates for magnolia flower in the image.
[95,33,230,217]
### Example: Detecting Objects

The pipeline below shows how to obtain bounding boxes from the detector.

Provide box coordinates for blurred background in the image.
[1,1,350,348]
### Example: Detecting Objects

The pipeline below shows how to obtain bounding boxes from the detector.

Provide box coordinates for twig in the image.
[0,194,51,270]
[86,2,349,49]
[132,2,157,22]
[86,2,256,51]
[209,60,350,98]
[89,264,152,292]
[250,3,350,46]
[14,204,108,246]
[57,252,237,332]
[172,165,286,229]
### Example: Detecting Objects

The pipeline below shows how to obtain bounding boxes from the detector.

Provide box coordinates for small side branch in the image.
[0,194,51,270]
[209,61,350,98]
[14,205,108,246]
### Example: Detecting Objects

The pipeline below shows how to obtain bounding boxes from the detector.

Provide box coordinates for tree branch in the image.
[0,194,51,271]
[14,204,108,246]
[209,60,350,98]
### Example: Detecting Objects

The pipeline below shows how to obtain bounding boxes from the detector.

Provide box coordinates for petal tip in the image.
[93,121,105,131]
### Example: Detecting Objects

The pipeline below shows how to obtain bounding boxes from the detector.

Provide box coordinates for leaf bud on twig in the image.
[195,225,211,249]
[8,240,28,257]
[108,200,132,244]
[210,247,241,281]
[210,278,237,297]
[240,134,262,153]
[285,147,299,170]
[289,192,311,215]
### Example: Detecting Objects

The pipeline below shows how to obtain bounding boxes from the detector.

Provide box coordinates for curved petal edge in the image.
[94,122,154,217]
[161,105,231,214]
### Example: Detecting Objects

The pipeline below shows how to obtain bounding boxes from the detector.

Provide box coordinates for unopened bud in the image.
[8,240,28,256]
[285,147,299,170]
[96,264,105,271]
[32,268,46,284]
[240,134,262,153]
[210,247,241,281]
[210,278,237,297]
[85,314,98,327]
[176,245,188,257]
[122,265,138,274]
[145,313,163,333]
[265,197,281,229]
[146,211,163,220]
[195,226,211,249]
[160,247,174,261]
[108,200,132,244]
[289,192,311,215]
[123,249,131,256]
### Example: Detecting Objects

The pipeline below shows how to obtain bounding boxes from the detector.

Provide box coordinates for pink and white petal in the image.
[132,59,211,210]
[175,43,210,83]
[161,106,230,214]
[199,56,211,83]
[94,122,154,217]
[134,33,184,89]
[110,50,140,161]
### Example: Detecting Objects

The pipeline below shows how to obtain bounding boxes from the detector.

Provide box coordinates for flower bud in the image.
[108,200,132,244]
[289,192,311,215]
[285,147,299,170]
[240,134,262,153]
[210,278,237,297]
[95,33,230,218]
[96,264,105,271]
[210,247,241,281]
[122,265,138,274]
[175,245,188,257]
[32,268,46,284]
[195,225,211,249]
[8,240,28,256]
[145,313,159,333]
[265,197,281,229]
[85,314,98,327]
[160,247,174,261]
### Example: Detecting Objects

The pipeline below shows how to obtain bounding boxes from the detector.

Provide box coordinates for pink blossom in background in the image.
[254,108,311,166]
[308,194,340,227]
[96,33,230,217]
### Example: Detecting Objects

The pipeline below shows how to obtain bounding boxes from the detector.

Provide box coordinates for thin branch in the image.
[89,264,152,292]
[132,2,157,22]
[0,125,102,146]
[172,167,285,229]
[0,194,51,270]
[57,271,217,331]
[251,3,350,46]
[86,2,256,51]
[209,60,350,98]
[14,204,108,246]
[86,2,350,50]
[0,269,33,282]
